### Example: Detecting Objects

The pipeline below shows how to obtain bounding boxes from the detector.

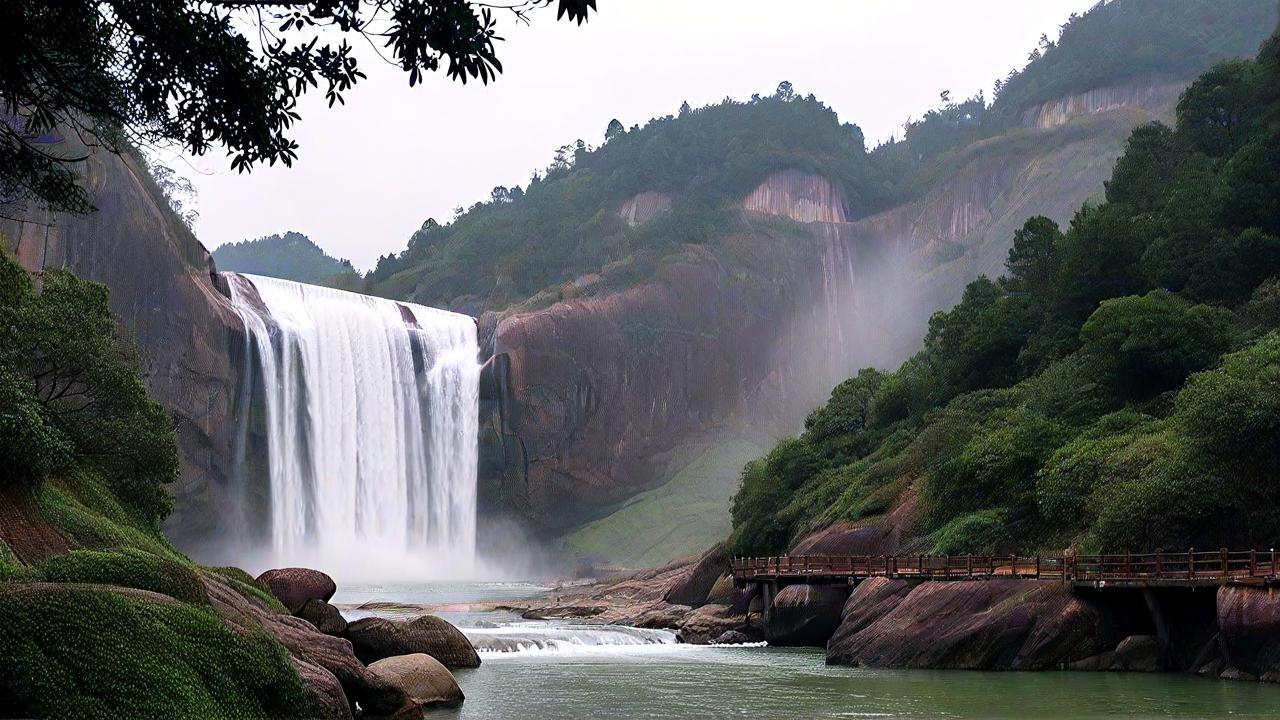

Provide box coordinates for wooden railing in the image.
[730,549,1280,586]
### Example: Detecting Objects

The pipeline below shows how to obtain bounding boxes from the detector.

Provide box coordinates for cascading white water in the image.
[225,272,480,577]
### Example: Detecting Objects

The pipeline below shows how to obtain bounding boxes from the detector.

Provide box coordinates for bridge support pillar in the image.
[761,580,778,627]
[1143,588,1171,669]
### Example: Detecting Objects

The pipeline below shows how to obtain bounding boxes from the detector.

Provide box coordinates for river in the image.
[334,582,1280,719]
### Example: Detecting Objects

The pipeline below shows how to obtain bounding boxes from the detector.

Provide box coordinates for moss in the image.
[39,548,209,606]
[34,480,181,563]
[203,565,288,613]
[0,539,35,581]
[0,585,313,720]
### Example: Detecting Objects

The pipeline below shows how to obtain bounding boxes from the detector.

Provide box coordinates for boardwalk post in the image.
[1125,551,1131,577]
[1221,548,1229,577]
[1011,554,1017,578]
[1188,548,1195,579]
[966,554,972,577]
[1251,549,1257,577]
[1155,549,1163,578]
[943,555,949,580]
[1036,556,1041,578]
[918,554,924,577]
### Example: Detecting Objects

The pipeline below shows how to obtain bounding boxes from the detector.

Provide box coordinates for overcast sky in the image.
[174,0,1096,270]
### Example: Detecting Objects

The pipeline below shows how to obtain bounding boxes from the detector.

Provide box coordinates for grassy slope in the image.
[563,440,763,568]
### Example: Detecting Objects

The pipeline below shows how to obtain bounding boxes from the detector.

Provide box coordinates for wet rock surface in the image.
[826,579,1106,670]
[366,653,464,708]
[345,615,481,669]
[256,567,337,613]
[298,598,349,636]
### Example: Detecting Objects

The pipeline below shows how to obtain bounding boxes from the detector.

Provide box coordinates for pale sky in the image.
[174,1,1096,271]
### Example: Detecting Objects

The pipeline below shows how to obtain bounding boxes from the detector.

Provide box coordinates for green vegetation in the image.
[367,88,885,310]
[0,250,311,719]
[213,231,359,285]
[0,585,311,720]
[356,0,1274,317]
[0,251,178,525]
[730,24,1280,557]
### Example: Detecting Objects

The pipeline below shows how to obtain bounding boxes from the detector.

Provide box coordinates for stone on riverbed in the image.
[711,630,752,645]
[298,598,348,636]
[345,615,481,668]
[367,653,464,709]
[256,567,337,613]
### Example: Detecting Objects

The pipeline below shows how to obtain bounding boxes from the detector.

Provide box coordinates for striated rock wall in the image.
[742,169,849,223]
[485,238,836,532]
[826,579,1110,669]
[617,191,672,226]
[1020,80,1185,129]
[0,146,245,553]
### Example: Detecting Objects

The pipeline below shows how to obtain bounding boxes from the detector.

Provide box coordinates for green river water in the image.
[335,582,1280,719]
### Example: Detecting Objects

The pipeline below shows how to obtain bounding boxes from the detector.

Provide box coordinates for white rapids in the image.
[225,273,480,577]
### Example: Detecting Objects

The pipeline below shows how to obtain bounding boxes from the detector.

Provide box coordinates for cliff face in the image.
[0,145,244,552]
[483,79,1185,559]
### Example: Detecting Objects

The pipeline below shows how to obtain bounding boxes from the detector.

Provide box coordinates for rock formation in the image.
[345,615,482,669]
[480,80,1183,558]
[256,567,338,613]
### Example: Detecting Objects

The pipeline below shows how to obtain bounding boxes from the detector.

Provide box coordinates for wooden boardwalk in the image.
[731,549,1280,589]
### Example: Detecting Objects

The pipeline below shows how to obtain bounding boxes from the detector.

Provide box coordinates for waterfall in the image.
[225,273,480,576]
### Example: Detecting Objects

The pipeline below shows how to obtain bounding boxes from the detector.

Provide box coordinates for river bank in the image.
[331,579,1280,719]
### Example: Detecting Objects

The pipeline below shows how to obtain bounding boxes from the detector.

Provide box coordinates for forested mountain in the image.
[212,232,358,285]
[360,0,1274,316]
[730,24,1280,556]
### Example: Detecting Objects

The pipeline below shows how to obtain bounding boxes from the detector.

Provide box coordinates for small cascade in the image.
[465,623,678,655]
[225,273,480,575]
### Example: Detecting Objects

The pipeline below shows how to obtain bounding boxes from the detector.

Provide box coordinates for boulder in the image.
[664,543,727,606]
[256,568,337,613]
[826,579,1107,670]
[345,615,481,668]
[298,599,348,636]
[765,584,848,647]
[291,656,354,720]
[367,654,464,709]
[677,604,758,645]
[712,630,752,645]
[826,577,910,657]
[201,572,404,716]
[1114,634,1161,672]
[705,573,736,605]
[1217,585,1280,677]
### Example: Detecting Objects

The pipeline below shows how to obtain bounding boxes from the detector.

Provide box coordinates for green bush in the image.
[931,509,1012,555]
[1079,290,1239,400]
[0,586,312,720]
[39,548,208,606]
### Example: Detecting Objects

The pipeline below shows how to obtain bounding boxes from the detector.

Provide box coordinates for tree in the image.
[0,250,178,524]
[147,161,199,229]
[0,0,598,216]
[1079,290,1239,400]
[1002,216,1062,298]
[604,118,624,142]
[775,81,795,102]
[678,101,692,116]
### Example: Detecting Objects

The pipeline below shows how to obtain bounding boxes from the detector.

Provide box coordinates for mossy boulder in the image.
[37,548,208,606]
[0,583,314,720]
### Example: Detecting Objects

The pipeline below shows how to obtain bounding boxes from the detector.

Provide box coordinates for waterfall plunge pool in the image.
[334,582,1280,719]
